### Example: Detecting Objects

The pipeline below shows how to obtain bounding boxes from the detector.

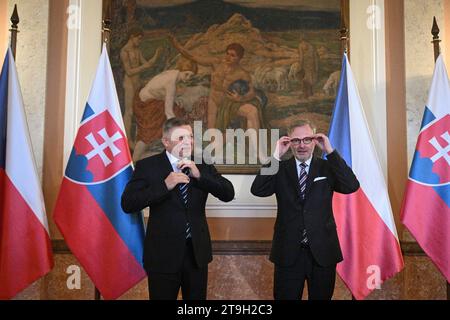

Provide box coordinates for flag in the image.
[327,54,404,299]
[53,46,146,299]
[0,48,53,299]
[400,54,449,282]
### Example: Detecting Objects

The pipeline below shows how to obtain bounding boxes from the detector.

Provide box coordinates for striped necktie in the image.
[299,162,308,200]
[179,182,188,205]
[179,181,191,239]
[299,162,309,246]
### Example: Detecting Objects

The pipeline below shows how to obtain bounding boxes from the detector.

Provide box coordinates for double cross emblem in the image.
[85,128,123,167]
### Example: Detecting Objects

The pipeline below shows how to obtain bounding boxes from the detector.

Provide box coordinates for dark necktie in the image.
[179,182,188,205]
[179,183,191,239]
[299,162,308,246]
[180,167,191,239]
[299,162,308,200]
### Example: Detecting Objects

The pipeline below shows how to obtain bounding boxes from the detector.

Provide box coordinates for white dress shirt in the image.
[166,151,182,173]
[295,156,312,178]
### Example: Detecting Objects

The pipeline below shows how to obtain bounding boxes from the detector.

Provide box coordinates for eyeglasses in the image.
[290,137,313,146]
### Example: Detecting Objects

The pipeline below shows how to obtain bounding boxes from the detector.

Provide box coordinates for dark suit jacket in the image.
[251,151,359,267]
[121,151,234,273]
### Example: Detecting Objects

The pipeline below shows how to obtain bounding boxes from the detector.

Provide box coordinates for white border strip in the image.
[64,0,102,170]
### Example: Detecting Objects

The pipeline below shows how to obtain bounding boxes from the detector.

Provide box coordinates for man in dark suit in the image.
[121,118,235,300]
[251,119,359,300]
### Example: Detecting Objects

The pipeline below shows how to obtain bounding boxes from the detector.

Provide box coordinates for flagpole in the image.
[102,0,112,54]
[339,4,354,300]
[9,4,19,59]
[91,1,113,302]
[431,17,441,62]
[430,17,449,301]
[339,0,349,56]
[95,288,101,300]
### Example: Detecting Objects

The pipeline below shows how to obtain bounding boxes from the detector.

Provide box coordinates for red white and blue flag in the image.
[0,48,53,299]
[401,54,449,282]
[328,54,404,299]
[53,46,146,299]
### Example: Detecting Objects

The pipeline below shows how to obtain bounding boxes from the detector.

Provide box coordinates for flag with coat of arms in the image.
[401,54,450,282]
[53,45,146,299]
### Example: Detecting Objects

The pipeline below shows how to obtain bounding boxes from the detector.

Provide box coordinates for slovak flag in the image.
[53,46,146,299]
[328,54,404,299]
[400,55,449,282]
[0,48,53,299]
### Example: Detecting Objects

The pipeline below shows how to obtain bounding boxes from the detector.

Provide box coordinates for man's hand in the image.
[164,172,190,191]
[273,136,291,160]
[178,159,201,179]
[313,133,334,155]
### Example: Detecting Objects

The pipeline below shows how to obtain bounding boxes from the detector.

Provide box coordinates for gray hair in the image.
[162,117,190,137]
[287,119,317,135]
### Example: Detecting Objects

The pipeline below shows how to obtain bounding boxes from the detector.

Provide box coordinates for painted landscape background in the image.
[110,0,343,164]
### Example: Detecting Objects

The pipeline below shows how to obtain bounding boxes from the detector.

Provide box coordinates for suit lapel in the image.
[161,151,174,173]
[185,157,196,211]
[305,156,320,199]
[161,151,186,207]
[286,157,301,197]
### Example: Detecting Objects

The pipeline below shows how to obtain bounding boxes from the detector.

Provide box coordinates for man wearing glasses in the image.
[121,118,235,300]
[251,119,359,300]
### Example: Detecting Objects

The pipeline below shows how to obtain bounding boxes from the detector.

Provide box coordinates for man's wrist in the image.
[325,148,334,155]
[325,149,336,157]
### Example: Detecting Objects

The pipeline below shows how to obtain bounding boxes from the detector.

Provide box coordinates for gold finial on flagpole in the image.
[431,16,441,62]
[102,0,112,53]
[339,0,349,56]
[9,4,20,59]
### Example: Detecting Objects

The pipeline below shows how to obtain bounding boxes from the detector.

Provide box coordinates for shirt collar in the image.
[166,150,181,167]
[295,156,312,168]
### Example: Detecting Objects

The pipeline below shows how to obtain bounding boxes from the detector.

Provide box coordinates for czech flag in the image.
[328,54,404,299]
[0,48,53,299]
